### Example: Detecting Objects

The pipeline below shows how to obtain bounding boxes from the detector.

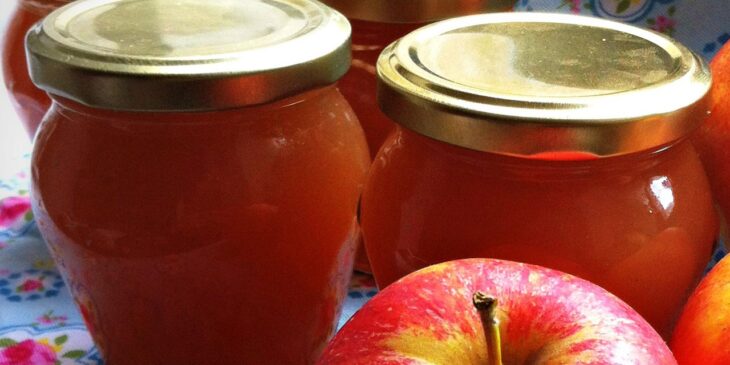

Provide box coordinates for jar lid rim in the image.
[377,13,711,156]
[26,0,351,111]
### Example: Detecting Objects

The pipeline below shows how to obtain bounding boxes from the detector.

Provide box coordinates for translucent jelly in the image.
[32,86,369,364]
[362,127,717,339]
[2,0,69,137]
[340,19,422,158]
[338,19,422,273]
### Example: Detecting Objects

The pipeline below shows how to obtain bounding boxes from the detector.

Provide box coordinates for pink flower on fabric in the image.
[36,317,54,325]
[0,340,57,365]
[17,279,44,293]
[651,16,676,33]
[571,0,581,13]
[0,196,31,228]
[560,0,583,13]
[36,311,68,325]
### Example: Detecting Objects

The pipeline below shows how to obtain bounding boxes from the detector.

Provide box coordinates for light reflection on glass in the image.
[650,176,674,218]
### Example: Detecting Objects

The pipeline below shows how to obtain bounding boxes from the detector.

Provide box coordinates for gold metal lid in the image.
[377,13,712,156]
[26,0,351,111]
[319,0,515,23]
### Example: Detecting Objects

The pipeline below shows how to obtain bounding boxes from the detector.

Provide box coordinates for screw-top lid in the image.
[377,13,712,156]
[319,0,515,23]
[26,0,351,111]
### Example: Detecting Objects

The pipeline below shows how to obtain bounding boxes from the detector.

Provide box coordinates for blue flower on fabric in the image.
[703,33,730,57]
[590,0,676,22]
[0,269,64,302]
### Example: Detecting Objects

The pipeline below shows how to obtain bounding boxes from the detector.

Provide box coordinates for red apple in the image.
[319,258,675,364]
[693,42,730,230]
[670,254,730,364]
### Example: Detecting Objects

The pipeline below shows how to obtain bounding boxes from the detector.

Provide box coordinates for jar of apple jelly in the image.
[362,13,716,339]
[27,0,369,364]
[2,0,71,137]
[319,0,515,273]
[319,0,514,157]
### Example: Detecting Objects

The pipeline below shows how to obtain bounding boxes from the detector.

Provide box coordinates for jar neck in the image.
[399,127,693,181]
[350,18,424,49]
[20,0,70,16]
[48,85,337,124]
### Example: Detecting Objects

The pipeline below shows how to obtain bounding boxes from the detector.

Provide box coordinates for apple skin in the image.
[693,41,730,228]
[670,255,730,364]
[318,258,675,365]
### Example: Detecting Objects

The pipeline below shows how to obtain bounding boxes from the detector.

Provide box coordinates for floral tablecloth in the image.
[519,0,730,60]
[2,1,729,363]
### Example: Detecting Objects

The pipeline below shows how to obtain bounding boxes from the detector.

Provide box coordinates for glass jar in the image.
[2,0,70,137]
[330,18,422,274]
[319,0,515,273]
[335,19,421,159]
[319,0,515,157]
[362,13,717,339]
[27,1,369,364]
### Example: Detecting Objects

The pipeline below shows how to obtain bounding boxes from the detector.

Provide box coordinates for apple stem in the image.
[473,292,503,365]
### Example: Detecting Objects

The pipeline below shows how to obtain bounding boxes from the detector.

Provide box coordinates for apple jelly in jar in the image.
[319,0,515,274]
[319,0,515,157]
[2,0,71,137]
[27,0,369,364]
[362,13,717,339]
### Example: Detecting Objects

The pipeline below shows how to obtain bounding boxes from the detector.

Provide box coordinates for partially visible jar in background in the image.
[2,0,71,138]
[27,0,369,363]
[319,0,516,273]
[362,13,717,339]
